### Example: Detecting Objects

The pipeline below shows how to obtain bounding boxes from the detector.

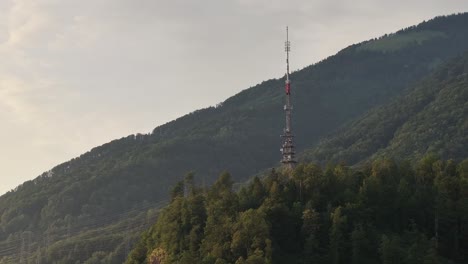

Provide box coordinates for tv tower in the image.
[280,26,297,169]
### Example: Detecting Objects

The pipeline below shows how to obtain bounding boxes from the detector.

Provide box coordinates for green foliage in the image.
[329,206,347,264]
[127,158,468,264]
[304,51,468,165]
[379,235,402,264]
[357,30,447,52]
[231,209,270,262]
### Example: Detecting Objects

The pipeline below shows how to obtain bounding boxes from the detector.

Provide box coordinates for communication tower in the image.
[280,27,297,169]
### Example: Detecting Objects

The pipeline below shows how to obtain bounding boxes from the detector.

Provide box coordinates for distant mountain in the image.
[302,52,468,165]
[1,13,468,263]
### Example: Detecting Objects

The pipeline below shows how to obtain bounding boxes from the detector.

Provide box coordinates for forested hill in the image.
[1,13,468,263]
[131,48,468,264]
[303,52,468,165]
[127,157,468,264]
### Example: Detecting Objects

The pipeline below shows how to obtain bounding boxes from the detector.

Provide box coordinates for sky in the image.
[0,0,467,194]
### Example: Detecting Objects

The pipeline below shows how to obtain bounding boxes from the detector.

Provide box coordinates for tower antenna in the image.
[280,26,297,170]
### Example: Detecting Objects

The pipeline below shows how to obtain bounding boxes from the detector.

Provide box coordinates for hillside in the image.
[129,47,468,264]
[1,13,468,263]
[303,52,468,165]
[127,158,468,264]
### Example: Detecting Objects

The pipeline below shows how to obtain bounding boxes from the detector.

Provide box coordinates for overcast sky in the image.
[1,0,467,194]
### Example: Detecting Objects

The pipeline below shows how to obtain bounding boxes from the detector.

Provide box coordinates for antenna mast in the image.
[280,26,297,169]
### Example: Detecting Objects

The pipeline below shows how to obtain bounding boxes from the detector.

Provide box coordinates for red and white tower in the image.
[280,27,297,169]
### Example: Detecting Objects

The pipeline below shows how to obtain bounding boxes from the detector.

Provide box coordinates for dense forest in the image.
[303,51,468,165]
[126,156,468,264]
[0,13,468,263]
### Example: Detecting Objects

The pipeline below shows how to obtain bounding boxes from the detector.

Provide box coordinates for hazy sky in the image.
[1,0,467,194]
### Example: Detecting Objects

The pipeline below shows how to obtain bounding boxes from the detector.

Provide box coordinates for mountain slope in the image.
[303,52,468,165]
[1,13,468,263]
[127,158,468,264]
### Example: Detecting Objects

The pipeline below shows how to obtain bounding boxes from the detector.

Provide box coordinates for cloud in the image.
[0,75,36,122]
[5,2,50,47]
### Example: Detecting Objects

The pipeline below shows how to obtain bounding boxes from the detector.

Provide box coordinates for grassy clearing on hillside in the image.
[358,30,447,52]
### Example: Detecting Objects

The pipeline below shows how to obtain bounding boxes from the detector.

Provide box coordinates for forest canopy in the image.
[126,156,468,264]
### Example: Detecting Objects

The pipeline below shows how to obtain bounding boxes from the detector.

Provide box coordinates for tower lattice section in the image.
[280,27,297,169]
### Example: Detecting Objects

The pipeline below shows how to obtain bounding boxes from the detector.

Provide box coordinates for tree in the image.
[351,224,375,264]
[170,181,185,201]
[201,172,238,262]
[329,206,347,264]
[230,209,270,262]
[379,235,402,264]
